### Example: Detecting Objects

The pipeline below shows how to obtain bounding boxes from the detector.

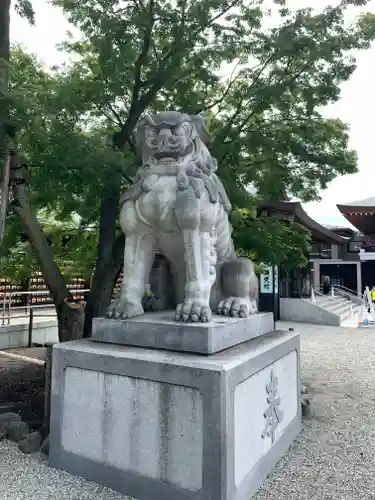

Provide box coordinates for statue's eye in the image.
[174,123,190,136]
[145,126,156,137]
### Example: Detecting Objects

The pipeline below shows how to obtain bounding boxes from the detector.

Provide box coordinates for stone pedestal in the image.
[92,311,275,354]
[49,316,301,500]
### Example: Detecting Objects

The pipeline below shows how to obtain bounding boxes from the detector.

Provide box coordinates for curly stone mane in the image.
[121,112,231,213]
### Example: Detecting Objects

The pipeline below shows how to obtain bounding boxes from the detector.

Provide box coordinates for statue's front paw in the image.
[175,301,212,323]
[217,297,257,318]
[106,299,144,319]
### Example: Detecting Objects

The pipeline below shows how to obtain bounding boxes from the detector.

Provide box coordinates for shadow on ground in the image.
[0,348,46,430]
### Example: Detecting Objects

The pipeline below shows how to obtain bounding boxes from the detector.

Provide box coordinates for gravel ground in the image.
[1,322,375,499]
[0,441,132,500]
[254,322,375,500]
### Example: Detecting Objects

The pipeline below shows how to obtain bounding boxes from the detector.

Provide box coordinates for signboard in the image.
[260,265,278,294]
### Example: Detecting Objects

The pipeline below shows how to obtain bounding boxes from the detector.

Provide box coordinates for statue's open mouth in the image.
[152,142,195,164]
[154,151,180,161]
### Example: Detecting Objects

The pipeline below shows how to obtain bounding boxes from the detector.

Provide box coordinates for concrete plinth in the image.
[92,311,274,354]
[49,329,301,500]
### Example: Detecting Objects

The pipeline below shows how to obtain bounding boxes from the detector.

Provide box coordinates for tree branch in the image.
[115,0,242,149]
[237,61,311,136]
[198,62,241,113]
[129,0,155,114]
[0,0,10,145]
[9,146,70,306]
[217,53,281,140]
[0,152,10,247]
[194,0,243,37]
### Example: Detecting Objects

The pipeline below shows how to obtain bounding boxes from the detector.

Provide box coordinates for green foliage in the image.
[14,0,35,25]
[2,210,98,281]
[1,218,37,281]
[231,209,311,268]
[208,2,375,203]
[4,0,375,282]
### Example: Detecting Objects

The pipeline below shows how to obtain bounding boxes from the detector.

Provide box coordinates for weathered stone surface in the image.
[41,435,50,456]
[106,111,259,324]
[7,420,30,443]
[301,397,311,418]
[0,412,22,438]
[93,311,274,354]
[0,413,23,439]
[0,424,8,439]
[50,331,301,500]
[18,431,42,454]
[0,412,22,424]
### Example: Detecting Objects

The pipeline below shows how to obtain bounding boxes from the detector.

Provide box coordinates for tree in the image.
[0,2,88,341]
[2,0,375,339]
[1,1,34,144]
[231,209,311,269]
[1,45,122,341]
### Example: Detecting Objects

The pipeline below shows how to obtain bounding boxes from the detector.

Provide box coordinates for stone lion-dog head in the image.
[122,111,231,212]
[135,111,217,176]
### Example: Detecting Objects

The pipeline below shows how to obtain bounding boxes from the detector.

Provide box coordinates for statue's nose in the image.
[158,129,174,146]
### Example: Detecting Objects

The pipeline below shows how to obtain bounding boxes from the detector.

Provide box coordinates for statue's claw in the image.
[106,300,144,320]
[175,301,212,323]
[217,297,256,318]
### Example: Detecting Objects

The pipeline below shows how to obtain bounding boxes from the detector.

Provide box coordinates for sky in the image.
[10,0,375,228]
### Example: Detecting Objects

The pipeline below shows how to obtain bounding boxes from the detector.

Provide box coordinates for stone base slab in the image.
[92,311,274,354]
[49,330,301,500]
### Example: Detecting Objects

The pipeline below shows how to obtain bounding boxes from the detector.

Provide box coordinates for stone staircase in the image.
[308,295,362,326]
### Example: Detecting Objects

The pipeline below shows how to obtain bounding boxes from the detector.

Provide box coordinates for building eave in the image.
[258,200,345,245]
[337,204,375,234]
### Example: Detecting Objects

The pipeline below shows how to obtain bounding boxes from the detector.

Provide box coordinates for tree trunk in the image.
[0,1,11,247]
[82,104,157,335]
[83,232,124,337]
[0,0,10,146]
[1,3,84,342]
[9,148,85,341]
[0,153,10,246]
[57,299,85,343]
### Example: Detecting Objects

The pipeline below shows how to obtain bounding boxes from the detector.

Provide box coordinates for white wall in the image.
[0,320,58,349]
[280,298,340,326]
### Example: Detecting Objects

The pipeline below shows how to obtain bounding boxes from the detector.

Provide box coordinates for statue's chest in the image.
[136,176,178,231]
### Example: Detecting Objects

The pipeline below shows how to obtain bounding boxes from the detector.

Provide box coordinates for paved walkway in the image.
[1,322,375,499]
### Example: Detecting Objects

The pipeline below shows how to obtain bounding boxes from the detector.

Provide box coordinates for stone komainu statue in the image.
[107,111,259,322]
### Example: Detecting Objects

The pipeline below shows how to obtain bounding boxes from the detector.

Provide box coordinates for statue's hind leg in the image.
[217,257,259,317]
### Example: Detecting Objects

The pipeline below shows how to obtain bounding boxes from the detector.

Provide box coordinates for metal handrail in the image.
[1,288,89,325]
[314,283,359,295]
[313,284,362,304]
[333,284,360,297]
[332,286,362,305]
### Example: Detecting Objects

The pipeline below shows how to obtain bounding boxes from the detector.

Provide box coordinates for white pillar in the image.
[357,261,362,296]
[331,245,338,259]
[311,260,320,291]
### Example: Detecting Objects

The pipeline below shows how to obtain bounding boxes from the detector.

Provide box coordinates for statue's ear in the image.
[190,113,213,144]
[134,115,156,151]
[134,118,147,152]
